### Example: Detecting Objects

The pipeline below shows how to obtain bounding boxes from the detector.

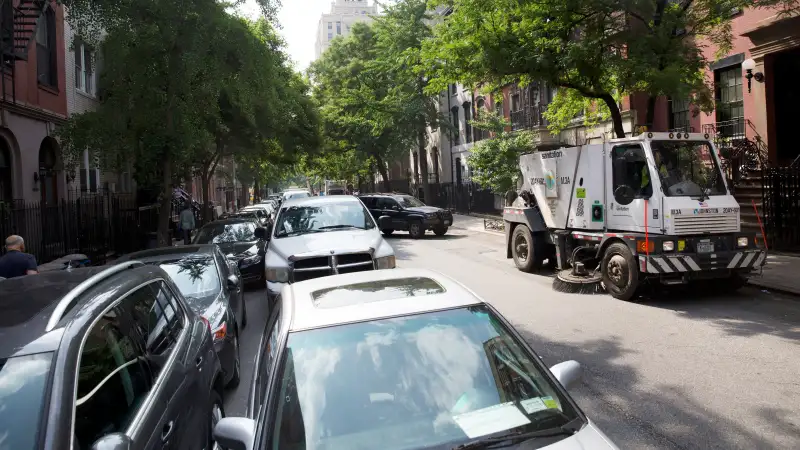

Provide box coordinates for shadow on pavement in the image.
[514,329,792,449]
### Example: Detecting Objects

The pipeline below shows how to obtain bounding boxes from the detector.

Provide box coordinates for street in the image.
[228,225,800,450]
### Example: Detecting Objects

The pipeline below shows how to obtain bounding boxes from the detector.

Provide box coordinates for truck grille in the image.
[673,214,738,235]
[290,252,374,283]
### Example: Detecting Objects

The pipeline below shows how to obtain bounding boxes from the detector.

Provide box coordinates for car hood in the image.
[405,206,442,214]
[215,241,259,257]
[269,229,385,259]
[539,421,618,450]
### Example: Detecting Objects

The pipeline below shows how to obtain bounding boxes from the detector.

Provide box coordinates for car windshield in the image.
[285,191,311,200]
[650,141,727,197]
[397,195,426,208]
[0,353,53,450]
[159,257,220,304]
[195,222,257,244]
[274,203,375,238]
[268,306,580,450]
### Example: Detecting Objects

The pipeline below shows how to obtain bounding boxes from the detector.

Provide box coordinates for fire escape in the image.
[0,0,49,104]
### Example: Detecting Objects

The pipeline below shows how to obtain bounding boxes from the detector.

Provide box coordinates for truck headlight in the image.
[737,237,748,248]
[266,267,289,283]
[662,241,675,252]
[375,255,396,269]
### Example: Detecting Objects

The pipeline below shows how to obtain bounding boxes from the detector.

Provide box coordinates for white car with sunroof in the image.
[215,268,618,450]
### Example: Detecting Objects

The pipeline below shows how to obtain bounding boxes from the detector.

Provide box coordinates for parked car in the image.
[280,189,312,203]
[260,195,396,307]
[193,218,268,286]
[116,245,247,387]
[233,208,270,227]
[214,268,618,450]
[241,204,276,225]
[0,262,225,450]
[360,193,454,238]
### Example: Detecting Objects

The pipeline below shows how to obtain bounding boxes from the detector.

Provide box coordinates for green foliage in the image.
[466,112,536,193]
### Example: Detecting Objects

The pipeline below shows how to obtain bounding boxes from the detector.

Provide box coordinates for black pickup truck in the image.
[360,193,454,238]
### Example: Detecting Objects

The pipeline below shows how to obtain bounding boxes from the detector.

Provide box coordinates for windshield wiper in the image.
[318,225,365,230]
[452,422,580,450]
[278,229,325,237]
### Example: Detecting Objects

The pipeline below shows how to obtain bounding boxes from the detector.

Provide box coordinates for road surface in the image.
[227,225,800,449]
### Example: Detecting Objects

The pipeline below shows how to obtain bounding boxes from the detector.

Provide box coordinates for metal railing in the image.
[510,104,547,131]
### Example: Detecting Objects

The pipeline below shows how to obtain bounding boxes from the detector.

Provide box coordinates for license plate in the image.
[444,220,451,225]
[697,242,714,253]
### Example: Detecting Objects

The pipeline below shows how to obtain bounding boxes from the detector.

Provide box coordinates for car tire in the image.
[511,225,544,272]
[226,331,241,389]
[206,390,225,450]
[433,225,448,236]
[382,229,394,236]
[409,221,425,239]
[601,243,640,301]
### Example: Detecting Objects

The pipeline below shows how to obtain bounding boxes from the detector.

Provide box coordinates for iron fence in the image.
[358,179,502,215]
[762,167,800,251]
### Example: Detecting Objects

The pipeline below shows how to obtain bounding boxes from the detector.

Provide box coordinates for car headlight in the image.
[375,255,396,269]
[662,241,675,252]
[266,267,289,283]
[241,254,263,266]
[425,213,437,219]
[737,237,748,247]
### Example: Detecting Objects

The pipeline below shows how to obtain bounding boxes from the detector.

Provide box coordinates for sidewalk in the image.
[451,213,504,235]
[748,253,800,296]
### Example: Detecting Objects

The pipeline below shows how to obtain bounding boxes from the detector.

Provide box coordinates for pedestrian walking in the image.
[179,204,196,245]
[0,235,38,278]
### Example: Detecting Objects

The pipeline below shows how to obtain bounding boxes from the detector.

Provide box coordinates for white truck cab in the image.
[504,132,766,300]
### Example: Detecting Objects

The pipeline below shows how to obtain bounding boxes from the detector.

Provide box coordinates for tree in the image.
[466,112,536,193]
[424,0,796,138]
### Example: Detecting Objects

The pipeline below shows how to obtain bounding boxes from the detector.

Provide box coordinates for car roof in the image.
[283,268,483,332]
[202,218,256,226]
[361,193,409,197]
[116,245,217,263]
[0,267,107,358]
[281,195,360,208]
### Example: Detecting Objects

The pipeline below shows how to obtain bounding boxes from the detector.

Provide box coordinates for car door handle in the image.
[195,356,203,368]
[161,421,175,442]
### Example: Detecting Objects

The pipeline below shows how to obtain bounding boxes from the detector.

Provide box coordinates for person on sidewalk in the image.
[0,235,38,278]
[179,205,196,245]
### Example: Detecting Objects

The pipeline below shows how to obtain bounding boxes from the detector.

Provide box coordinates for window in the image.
[336,22,341,35]
[36,8,57,87]
[79,149,100,193]
[455,157,462,185]
[74,38,95,95]
[432,147,439,181]
[328,22,332,29]
[376,198,400,210]
[254,306,282,411]
[0,353,54,450]
[73,302,154,449]
[450,107,459,144]
[274,202,376,237]
[611,144,652,203]
[328,32,333,40]
[450,83,457,96]
[714,65,744,138]
[669,98,691,132]
[463,102,472,143]
[123,283,184,376]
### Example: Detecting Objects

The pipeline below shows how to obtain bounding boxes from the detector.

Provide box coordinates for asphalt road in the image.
[226,226,800,449]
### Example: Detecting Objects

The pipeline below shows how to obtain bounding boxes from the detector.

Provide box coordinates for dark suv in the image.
[360,193,454,238]
[0,262,225,450]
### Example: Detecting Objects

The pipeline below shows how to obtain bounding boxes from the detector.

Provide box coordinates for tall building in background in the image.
[314,0,378,60]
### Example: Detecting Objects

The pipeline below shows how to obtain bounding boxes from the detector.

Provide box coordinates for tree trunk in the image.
[645,96,657,131]
[374,153,391,192]
[253,179,261,202]
[201,172,211,223]
[239,181,250,207]
[157,155,173,247]
[417,126,431,203]
[601,94,627,138]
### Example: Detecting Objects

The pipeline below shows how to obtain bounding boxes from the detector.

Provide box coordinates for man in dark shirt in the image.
[0,235,38,279]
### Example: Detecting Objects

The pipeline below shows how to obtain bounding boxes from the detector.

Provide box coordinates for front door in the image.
[605,143,662,234]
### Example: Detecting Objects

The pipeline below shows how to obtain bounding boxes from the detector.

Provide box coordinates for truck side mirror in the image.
[613,185,638,205]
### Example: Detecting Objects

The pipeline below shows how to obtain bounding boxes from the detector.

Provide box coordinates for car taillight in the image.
[212,322,227,341]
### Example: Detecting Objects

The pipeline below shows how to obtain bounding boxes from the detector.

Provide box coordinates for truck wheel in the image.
[409,221,425,239]
[601,243,639,301]
[511,226,543,272]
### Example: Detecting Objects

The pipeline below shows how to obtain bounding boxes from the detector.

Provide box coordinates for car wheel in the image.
[601,243,640,301]
[382,229,394,236]
[433,225,448,236]
[409,221,424,239]
[226,331,241,389]
[205,390,225,450]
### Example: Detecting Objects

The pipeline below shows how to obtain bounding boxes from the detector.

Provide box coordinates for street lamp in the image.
[742,58,764,93]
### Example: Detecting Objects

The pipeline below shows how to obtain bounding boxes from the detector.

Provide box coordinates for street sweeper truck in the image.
[502,132,767,300]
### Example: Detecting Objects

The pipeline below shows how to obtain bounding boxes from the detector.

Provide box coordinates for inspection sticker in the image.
[576,188,586,199]
[520,397,548,414]
[452,402,531,439]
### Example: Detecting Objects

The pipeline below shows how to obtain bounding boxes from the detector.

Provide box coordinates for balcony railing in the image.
[702,119,745,140]
[510,104,547,131]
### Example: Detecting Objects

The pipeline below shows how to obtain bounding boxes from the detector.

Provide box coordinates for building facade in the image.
[0,0,68,205]
[314,0,378,60]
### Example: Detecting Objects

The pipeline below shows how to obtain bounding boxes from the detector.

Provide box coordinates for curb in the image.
[746,278,800,297]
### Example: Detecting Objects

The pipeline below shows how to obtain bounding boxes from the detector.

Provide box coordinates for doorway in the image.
[773,46,800,164]
[0,138,11,202]
[39,137,59,205]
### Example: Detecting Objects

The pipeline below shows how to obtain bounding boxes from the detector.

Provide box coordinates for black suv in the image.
[0,262,225,450]
[360,193,454,238]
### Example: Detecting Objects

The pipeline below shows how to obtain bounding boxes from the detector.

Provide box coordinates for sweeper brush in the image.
[552,265,605,295]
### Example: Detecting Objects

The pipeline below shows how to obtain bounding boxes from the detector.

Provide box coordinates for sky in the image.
[239,0,335,72]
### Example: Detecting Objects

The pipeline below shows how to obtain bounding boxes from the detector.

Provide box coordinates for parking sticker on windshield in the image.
[452,402,531,439]
[520,397,547,414]
[541,396,559,409]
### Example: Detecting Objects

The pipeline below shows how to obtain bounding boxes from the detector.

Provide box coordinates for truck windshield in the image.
[650,141,727,197]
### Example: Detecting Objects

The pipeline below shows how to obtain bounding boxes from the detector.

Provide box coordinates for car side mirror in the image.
[90,433,133,450]
[378,216,392,230]
[227,275,240,289]
[549,360,582,390]
[254,227,268,240]
[214,417,256,450]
